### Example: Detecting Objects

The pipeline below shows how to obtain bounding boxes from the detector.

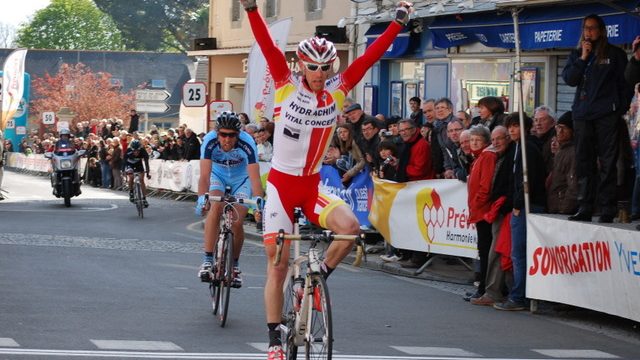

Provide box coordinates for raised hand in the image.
[395,1,414,26]
[240,0,257,10]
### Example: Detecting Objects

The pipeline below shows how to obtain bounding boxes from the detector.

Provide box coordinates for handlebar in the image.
[273,229,366,266]
[204,193,263,208]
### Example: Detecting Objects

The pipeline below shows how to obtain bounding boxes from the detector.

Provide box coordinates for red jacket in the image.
[403,132,434,181]
[467,147,497,224]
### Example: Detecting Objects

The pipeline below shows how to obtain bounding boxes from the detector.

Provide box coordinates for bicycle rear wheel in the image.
[281,275,298,360]
[217,232,233,327]
[305,275,332,360]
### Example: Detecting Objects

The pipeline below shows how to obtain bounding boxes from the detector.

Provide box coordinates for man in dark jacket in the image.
[547,112,578,214]
[182,128,201,160]
[494,113,545,311]
[562,14,632,223]
[128,110,140,133]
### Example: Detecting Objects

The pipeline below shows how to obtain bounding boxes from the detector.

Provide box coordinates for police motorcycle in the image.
[44,135,85,207]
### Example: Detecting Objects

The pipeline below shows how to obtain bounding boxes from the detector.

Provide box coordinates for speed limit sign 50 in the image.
[42,111,55,125]
[182,82,207,107]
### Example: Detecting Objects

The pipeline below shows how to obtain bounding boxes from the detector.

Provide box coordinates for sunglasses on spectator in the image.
[218,132,238,138]
[303,62,331,72]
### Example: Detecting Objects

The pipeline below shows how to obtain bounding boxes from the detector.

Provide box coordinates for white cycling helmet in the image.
[297,37,337,64]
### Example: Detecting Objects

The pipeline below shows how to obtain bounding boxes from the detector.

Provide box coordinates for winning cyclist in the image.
[196,112,264,288]
[124,139,151,208]
[240,0,414,358]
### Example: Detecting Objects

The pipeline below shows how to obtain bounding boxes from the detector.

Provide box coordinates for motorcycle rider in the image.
[51,128,81,196]
[124,139,150,207]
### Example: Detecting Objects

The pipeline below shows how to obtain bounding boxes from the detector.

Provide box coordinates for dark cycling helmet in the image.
[217,111,242,131]
[130,139,142,150]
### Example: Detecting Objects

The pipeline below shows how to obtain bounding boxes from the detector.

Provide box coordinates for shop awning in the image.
[429,0,640,50]
[365,23,411,58]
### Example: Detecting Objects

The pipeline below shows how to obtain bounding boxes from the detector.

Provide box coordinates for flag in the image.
[242,18,292,123]
[1,49,28,130]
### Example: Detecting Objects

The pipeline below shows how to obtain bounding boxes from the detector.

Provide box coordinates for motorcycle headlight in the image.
[60,159,73,170]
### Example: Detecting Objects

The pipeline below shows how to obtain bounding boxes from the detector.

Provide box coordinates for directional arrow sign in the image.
[136,102,170,113]
[135,89,171,102]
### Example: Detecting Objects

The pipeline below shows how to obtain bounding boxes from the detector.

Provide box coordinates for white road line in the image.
[391,346,479,357]
[532,349,620,358]
[0,338,19,347]
[90,340,183,351]
[0,348,614,360]
[0,204,118,212]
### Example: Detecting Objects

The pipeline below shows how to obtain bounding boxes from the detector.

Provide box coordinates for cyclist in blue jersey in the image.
[196,112,264,287]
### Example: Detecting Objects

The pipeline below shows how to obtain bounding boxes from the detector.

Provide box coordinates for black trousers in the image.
[573,112,619,216]
[476,220,492,295]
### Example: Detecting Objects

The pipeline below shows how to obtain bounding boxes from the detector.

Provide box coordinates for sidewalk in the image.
[243,223,474,286]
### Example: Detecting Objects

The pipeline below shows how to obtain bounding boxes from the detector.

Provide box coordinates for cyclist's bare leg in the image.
[264,243,291,323]
[231,204,249,260]
[323,204,360,269]
[139,175,146,196]
[127,174,133,190]
[203,190,224,253]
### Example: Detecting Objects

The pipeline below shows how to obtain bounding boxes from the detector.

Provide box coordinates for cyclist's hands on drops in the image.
[195,195,207,217]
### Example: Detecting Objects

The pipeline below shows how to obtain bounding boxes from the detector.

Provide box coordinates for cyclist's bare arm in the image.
[245,4,289,84]
[247,163,264,198]
[198,159,213,196]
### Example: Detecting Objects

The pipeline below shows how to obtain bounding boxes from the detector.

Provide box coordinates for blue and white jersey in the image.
[201,130,258,180]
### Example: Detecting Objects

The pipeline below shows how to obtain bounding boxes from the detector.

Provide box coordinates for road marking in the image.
[0,204,118,213]
[532,349,619,358]
[247,343,268,352]
[0,347,621,359]
[0,338,19,347]
[392,346,478,357]
[91,340,183,351]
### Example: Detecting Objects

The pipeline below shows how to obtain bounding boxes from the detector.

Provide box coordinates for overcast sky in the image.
[0,0,50,28]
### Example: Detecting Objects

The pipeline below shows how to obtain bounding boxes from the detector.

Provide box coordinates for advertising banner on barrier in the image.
[369,177,477,259]
[319,165,372,228]
[527,214,640,322]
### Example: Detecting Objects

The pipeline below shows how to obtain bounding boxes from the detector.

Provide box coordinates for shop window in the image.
[451,59,511,116]
[265,0,277,18]
[389,61,425,118]
[232,1,241,22]
[307,0,322,12]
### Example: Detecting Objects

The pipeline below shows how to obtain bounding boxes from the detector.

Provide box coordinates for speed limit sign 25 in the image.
[182,82,207,107]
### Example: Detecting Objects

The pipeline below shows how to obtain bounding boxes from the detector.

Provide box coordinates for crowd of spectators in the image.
[5,115,204,190]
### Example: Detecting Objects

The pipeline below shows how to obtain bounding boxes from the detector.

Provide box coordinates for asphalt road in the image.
[1,171,639,360]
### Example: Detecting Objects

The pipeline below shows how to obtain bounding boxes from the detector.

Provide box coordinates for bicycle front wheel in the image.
[135,182,144,218]
[217,231,233,327]
[281,275,298,360]
[305,275,332,360]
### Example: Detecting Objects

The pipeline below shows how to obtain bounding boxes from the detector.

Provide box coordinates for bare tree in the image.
[0,22,16,48]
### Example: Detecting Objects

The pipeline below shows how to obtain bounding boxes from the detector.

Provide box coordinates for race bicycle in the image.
[132,172,145,218]
[201,189,262,327]
[274,208,365,360]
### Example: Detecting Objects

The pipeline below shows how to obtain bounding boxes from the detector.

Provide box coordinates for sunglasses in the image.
[218,132,238,138]
[303,62,331,72]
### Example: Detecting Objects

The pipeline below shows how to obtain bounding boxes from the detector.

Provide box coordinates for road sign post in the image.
[135,89,171,115]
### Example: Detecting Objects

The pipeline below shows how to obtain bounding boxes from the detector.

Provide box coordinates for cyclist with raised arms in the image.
[124,139,150,207]
[196,112,264,288]
[239,1,414,358]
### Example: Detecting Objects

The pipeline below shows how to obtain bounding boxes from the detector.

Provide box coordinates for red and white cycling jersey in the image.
[247,9,402,240]
[248,10,402,176]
